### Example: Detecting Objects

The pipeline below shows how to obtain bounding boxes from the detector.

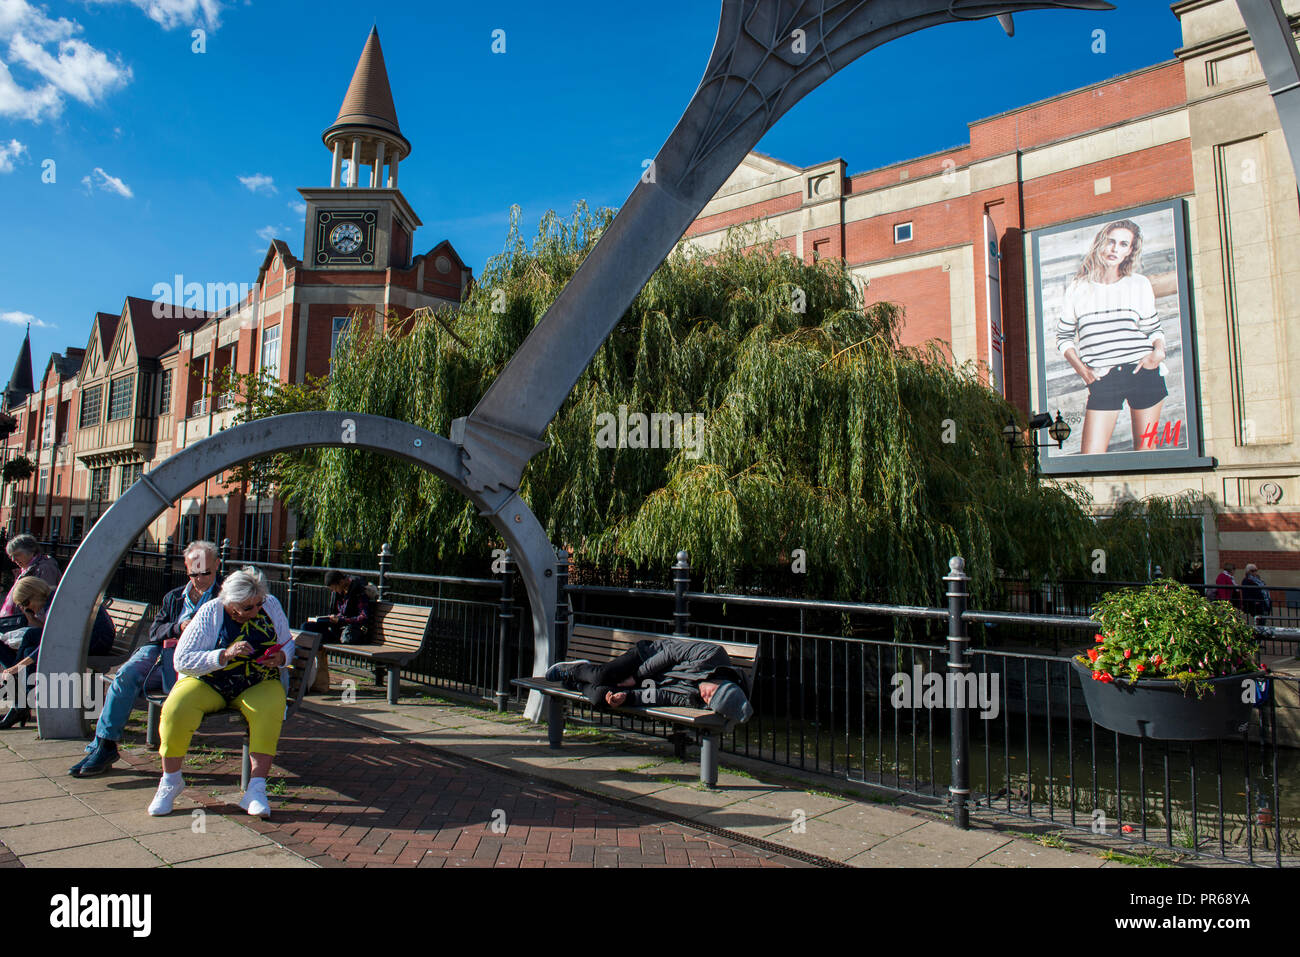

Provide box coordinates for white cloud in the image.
[0,1,130,122]
[288,200,306,215]
[238,172,276,195]
[81,166,132,197]
[0,137,26,172]
[83,0,222,30]
[255,224,286,242]
[8,31,130,106]
[1,309,54,328]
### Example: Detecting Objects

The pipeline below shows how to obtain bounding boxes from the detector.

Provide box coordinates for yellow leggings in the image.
[159,676,286,758]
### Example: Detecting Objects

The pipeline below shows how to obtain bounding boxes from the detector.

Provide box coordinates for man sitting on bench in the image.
[546,637,754,726]
[300,570,374,694]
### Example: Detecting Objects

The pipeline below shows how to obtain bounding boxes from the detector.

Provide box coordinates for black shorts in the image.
[1085,364,1168,412]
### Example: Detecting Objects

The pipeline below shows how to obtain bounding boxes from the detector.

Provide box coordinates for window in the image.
[894,222,913,244]
[50,516,60,541]
[71,516,84,541]
[41,404,54,446]
[79,385,103,429]
[330,316,351,362]
[119,462,143,493]
[205,513,227,545]
[159,370,173,416]
[260,325,281,378]
[37,469,47,495]
[89,466,112,502]
[107,375,135,421]
[55,473,61,494]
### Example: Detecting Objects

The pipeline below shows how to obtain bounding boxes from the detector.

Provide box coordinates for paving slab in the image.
[971,840,1106,868]
[174,846,318,867]
[0,816,128,855]
[135,821,277,864]
[0,796,97,827]
[0,775,67,803]
[847,820,1017,867]
[22,837,165,868]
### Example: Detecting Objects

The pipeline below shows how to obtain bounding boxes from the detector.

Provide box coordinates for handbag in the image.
[198,613,282,704]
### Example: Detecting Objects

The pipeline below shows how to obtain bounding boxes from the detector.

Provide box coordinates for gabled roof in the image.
[42,348,84,384]
[93,313,120,361]
[256,239,301,286]
[123,296,210,358]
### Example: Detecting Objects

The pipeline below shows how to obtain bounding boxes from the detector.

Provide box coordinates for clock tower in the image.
[300,26,420,271]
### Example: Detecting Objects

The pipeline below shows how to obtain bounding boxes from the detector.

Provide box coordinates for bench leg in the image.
[699,733,718,788]
[386,667,400,705]
[241,741,251,792]
[546,697,565,749]
[670,732,689,760]
[146,702,160,750]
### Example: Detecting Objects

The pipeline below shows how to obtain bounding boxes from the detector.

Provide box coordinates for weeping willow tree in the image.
[233,203,1209,607]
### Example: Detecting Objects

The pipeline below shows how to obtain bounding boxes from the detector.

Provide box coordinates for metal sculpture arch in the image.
[37,414,557,737]
[41,0,1151,738]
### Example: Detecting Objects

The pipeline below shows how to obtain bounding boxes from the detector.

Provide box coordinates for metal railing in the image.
[67,538,1300,867]
[189,398,209,418]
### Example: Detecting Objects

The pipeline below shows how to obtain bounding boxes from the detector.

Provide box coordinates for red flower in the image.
[1087,648,1099,662]
[1122,824,1134,833]
[1135,664,1144,673]
[1095,635,1105,643]
[1100,673,1115,683]
[1152,655,1163,665]
[1123,649,1131,659]
[1092,670,1103,681]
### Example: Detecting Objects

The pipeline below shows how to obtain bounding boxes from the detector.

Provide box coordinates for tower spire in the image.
[322,26,410,188]
[4,324,34,410]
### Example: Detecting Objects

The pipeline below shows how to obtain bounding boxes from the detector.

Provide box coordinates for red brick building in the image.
[0,27,470,556]
[682,0,1300,585]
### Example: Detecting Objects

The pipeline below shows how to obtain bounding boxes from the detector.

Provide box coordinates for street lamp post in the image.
[1003,411,1071,481]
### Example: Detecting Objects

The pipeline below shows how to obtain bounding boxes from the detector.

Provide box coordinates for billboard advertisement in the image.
[1030,199,1210,475]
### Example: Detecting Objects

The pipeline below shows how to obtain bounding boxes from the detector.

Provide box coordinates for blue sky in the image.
[1,0,1184,376]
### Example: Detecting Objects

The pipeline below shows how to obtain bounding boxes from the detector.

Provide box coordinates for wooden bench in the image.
[320,601,438,704]
[144,631,322,790]
[87,598,152,673]
[513,624,759,787]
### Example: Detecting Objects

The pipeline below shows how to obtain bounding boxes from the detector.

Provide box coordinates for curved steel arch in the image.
[37,412,558,738]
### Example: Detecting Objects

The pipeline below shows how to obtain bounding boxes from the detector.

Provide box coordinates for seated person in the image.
[70,540,222,778]
[546,637,754,726]
[0,577,113,728]
[299,569,374,693]
[148,566,295,818]
[0,534,62,618]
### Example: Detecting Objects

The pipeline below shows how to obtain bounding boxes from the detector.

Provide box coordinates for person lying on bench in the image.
[546,637,754,726]
[70,540,222,778]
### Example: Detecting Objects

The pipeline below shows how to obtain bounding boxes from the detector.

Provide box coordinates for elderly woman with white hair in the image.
[0,534,61,618]
[149,566,295,818]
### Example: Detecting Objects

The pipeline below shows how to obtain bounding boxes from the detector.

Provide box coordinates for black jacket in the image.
[627,638,749,708]
[148,576,223,645]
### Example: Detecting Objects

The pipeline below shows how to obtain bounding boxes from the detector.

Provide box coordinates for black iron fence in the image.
[31,536,1300,867]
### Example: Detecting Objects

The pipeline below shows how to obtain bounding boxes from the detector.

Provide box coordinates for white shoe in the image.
[239,783,271,818]
[148,778,185,816]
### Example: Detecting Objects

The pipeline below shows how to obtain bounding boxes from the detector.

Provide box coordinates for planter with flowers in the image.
[1070,579,1262,740]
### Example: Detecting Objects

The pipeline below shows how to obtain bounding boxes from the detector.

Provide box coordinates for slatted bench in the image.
[88,598,152,673]
[145,631,322,790]
[321,601,438,704]
[513,624,759,787]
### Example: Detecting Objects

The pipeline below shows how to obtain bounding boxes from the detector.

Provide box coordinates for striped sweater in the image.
[1056,274,1163,371]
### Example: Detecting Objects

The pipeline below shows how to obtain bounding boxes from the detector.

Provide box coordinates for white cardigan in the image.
[174,593,295,677]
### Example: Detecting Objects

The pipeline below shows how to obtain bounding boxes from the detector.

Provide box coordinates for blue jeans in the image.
[91,644,176,744]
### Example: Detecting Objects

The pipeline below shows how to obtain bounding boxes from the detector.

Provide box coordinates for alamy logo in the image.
[151,275,260,319]
[890,665,1000,720]
[594,405,704,459]
[49,887,151,937]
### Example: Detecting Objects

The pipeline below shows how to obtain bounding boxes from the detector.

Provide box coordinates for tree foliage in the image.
[232,203,1210,605]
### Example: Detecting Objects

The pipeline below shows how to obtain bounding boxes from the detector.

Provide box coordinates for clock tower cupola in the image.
[300,26,421,270]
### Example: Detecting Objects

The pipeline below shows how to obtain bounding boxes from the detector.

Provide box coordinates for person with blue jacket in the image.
[69,540,222,778]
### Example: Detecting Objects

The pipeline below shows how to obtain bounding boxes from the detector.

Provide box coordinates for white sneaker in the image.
[239,782,271,818]
[148,778,185,816]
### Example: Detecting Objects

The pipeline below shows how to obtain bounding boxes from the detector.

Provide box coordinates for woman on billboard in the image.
[1056,219,1167,454]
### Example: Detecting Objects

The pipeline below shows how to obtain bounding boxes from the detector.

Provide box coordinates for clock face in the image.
[330,222,364,254]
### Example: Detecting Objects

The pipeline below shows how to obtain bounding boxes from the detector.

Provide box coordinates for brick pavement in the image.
[102,710,810,869]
